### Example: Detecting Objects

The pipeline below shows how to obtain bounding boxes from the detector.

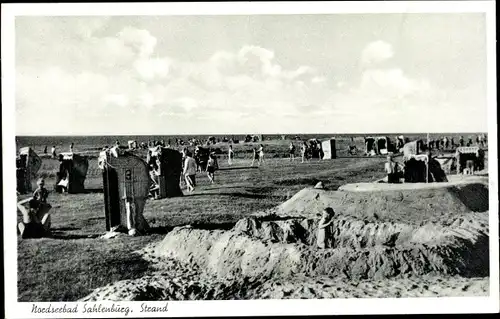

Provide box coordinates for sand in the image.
[81,179,490,301]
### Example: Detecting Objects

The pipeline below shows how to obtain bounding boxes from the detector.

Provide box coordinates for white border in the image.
[2,1,498,317]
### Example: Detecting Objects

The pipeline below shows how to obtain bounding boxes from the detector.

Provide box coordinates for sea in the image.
[16,132,487,150]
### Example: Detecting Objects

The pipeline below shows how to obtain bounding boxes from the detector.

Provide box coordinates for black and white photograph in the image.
[2,1,498,317]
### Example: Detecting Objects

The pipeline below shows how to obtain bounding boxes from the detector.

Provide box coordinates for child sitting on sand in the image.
[33,178,49,204]
[317,207,335,249]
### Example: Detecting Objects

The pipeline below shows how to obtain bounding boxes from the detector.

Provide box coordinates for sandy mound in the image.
[82,179,490,301]
[147,212,488,281]
[259,182,488,225]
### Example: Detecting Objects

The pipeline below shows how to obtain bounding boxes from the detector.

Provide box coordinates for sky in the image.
[15,13,488,135]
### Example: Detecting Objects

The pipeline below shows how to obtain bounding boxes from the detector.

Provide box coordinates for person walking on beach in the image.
[250,147,259,167]
[206,153,218,184]
[317,207,335,249]
[257,144,265,166]
[228,145,235,166]
[289,142,296,161]
[43,146,48,154]
[51,146,57,159]
[183,151,197,193]
[301,142,308,163]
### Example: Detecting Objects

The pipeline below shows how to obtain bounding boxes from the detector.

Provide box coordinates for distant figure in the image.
[228,145,234,166]
[33,178,49,204]
[450,137,455,149]
[289,142,296,161]
[443,137,449,149]
[465,160,475,175]
[250,148,259,167]
[206,153,218,183]
[149,161,160,199]
[51,146,56,159]
[317,207,335,249]
[43,146,48,154]
[257,144,265,166]
[17,197,52,239]
[301,142,308,163]
[183,151,197,192]
[69,142,74,153]
[467,138,473,147]
[385,156,400,184]
[115,140,120,147]
[429,140,435,150]
[459,136,464,147]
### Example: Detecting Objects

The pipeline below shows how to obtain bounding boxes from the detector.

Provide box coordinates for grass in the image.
[18,154,388,302]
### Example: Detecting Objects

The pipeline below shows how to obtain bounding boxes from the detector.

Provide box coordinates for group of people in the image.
[181,148,219,193]
[427,134,487,151]
[287,141,323,163]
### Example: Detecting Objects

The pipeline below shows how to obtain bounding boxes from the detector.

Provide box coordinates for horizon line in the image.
[16,131,489,137]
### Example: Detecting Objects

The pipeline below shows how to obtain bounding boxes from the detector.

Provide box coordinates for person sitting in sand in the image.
[33,178,49,204]
[17,197,52,239]
[317,207,335,249]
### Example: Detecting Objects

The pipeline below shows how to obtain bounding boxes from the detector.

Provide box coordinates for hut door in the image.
[103,167,121,231]
[121,168,140,230]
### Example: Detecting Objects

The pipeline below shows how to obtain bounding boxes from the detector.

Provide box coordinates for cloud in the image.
[361,40,394,66]
[117,27,157,58]
[133,57,171,80]
[104,94,129,108]
[17,21,474,135]
[311,76,327,84]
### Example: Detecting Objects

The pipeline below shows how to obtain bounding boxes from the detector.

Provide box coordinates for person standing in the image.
[228,145,234,166]
[183,151,197,192]
[459,136,464,147]
[43,146,48,154]
[250,147,259,167]
[289,142,296,161]
[69,142,74,153]
[385,155,399,184]
[301,142,308,163]
[51,145,57,159]
[206,153,218,183]
[317,207,335,249]
[257,144,265,166]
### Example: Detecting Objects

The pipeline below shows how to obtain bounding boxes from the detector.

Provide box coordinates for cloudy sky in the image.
[15,14,488,135]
